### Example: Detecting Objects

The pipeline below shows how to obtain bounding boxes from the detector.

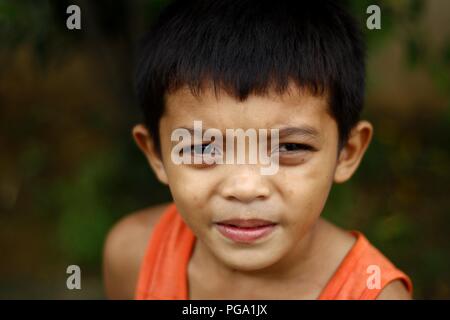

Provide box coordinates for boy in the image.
[103,0,413,299]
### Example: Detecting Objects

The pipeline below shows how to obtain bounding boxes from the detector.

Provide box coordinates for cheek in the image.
[167,169,206,204]
[167,178,208,233]
[279,152,336,225]
[283,155,335,198]
[163,161,216,223]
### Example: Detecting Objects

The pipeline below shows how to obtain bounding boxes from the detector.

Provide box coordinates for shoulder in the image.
[376,280,412,300]
[102,202,171,299]
[315,220,413,300]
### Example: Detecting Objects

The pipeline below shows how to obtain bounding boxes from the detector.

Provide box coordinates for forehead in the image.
[162,84,333,132]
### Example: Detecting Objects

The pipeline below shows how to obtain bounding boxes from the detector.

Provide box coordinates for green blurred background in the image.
[0,0,449,299]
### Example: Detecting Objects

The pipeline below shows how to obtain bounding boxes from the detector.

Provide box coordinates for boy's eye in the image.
[277,143,314,153]
[192,143,218,155]
[182,143,222,156]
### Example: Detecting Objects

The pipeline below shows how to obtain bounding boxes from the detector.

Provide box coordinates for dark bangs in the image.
[135,0,366,153]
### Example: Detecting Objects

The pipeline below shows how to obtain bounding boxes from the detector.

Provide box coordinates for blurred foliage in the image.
[0,0,449,298]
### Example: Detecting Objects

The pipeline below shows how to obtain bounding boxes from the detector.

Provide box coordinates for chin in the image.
[215,245,286,272]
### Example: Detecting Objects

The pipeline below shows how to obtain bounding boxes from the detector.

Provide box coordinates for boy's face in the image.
[133,83,372,271]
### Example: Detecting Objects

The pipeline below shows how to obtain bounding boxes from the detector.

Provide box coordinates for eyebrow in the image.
[276,126,320,139]
[174,125,320,139]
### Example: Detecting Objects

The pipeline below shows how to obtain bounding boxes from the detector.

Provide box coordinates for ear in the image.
[334,120,373,183]
[132,124,169,185]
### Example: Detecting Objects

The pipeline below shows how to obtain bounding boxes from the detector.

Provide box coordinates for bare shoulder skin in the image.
[377,280,412,300]
[102,202,170,299]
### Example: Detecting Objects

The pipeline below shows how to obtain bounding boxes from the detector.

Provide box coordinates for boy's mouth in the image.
[214,219,277,244]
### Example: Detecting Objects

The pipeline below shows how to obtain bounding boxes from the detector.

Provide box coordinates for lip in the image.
[214,219,277,244]
[218,218,275,227]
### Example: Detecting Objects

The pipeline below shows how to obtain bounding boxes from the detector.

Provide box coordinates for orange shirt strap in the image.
[318,231,413,300]
[135,203,196,300]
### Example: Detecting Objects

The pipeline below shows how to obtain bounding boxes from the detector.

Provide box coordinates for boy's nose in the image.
[219,166,271,203]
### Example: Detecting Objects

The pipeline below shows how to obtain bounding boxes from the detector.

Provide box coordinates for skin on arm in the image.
[102,203,169,299]
[376,280,412,300]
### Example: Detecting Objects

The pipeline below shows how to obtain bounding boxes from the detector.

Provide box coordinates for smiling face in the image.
[133,83,373,272]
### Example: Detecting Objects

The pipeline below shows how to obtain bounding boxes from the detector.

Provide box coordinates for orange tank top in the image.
[135,203,413,300]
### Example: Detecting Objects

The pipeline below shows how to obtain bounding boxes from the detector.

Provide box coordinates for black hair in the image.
[134,0,366,155]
